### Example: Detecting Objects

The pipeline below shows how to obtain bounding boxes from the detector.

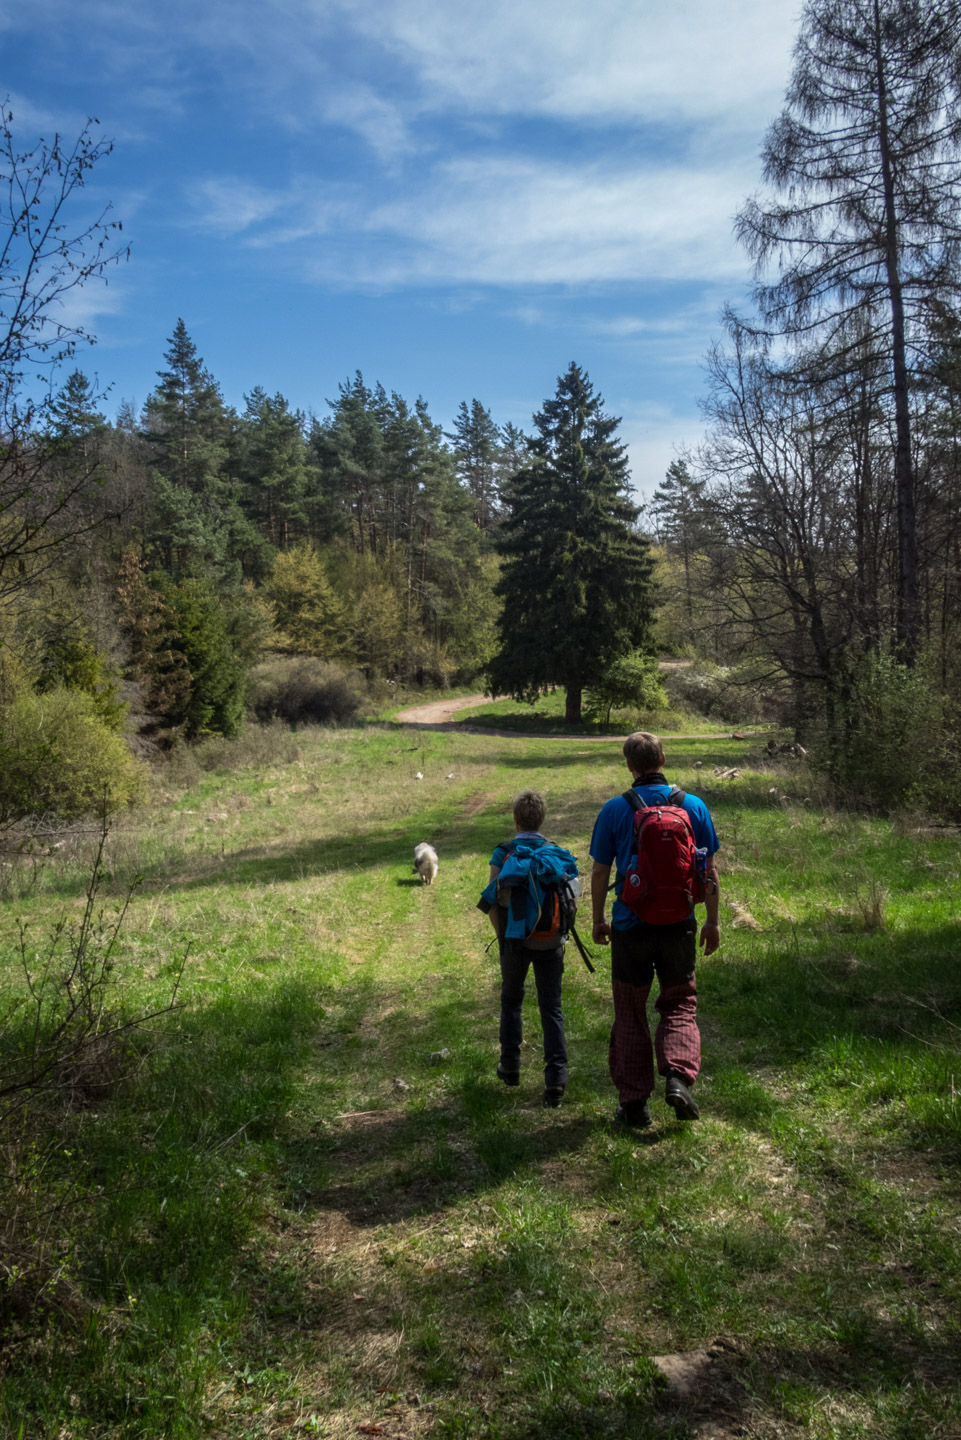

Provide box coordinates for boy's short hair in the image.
[623,731,665,776]
[513,788,547,832]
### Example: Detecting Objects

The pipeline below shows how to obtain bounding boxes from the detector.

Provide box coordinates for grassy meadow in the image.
[1,720,960,1439]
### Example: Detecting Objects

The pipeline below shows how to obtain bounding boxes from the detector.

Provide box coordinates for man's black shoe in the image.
[497,1063,520,1087]
[665,1071,700,1121]
[543,1085,565,1108]
[614,1099,652,1128]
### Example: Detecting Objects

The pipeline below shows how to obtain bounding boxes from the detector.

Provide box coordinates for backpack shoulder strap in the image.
[622,789,643,811]
[667,786,686,805]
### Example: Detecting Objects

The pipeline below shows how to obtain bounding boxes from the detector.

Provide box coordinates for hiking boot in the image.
[497,1063,520,1087]
[542,1085,565,1108]
[614,1099,652,1128]
[665,1071,700,1121]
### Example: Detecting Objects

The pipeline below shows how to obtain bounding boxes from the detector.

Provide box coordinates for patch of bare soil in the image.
[461,789,498,817]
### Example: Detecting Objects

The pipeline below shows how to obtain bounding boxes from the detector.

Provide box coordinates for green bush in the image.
[0,688,148,823]
[247,656,364,726]
[825,652,960,817]
[585,651,668,725]
[37,632,127,731]
[663,660,789,725]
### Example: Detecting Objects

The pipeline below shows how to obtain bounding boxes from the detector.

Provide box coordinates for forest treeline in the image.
[0,313,533,817]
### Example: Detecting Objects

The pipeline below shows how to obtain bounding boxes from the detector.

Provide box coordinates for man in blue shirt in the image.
[590,732,720,1126]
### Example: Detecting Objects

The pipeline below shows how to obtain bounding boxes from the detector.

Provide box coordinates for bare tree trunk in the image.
[875,0,920,662]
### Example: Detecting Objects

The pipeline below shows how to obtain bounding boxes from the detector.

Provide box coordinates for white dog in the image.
[413,842,439,885]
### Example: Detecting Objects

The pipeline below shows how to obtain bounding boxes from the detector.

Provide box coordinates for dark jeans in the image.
[499,938,568,1088]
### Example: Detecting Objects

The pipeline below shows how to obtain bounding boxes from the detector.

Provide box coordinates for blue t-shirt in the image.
[590,783,720,931]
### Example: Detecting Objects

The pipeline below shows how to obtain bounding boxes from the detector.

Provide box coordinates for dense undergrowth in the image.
[0,721,959,1439]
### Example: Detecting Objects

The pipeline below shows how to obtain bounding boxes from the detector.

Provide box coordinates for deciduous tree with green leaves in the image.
[489,363,654,724]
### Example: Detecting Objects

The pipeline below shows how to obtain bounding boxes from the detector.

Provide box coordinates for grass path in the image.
[1,723,959,1440]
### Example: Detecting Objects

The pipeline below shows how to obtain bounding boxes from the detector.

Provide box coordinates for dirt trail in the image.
[393,694,491,725]
[393,693,760,743]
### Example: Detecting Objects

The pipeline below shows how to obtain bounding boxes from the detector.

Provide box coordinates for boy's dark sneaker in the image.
[665,1071,700,1121]
[614,1099,652,1128]
[497,1063,520,1087]
[543,1085,565,1108]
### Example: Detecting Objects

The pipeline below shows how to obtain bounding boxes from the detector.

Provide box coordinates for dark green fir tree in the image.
[489,362,654,723]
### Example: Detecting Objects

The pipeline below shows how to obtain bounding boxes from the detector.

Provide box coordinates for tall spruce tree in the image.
[489,363,654,723]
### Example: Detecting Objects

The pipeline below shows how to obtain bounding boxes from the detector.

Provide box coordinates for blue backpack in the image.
[481,841,580,951]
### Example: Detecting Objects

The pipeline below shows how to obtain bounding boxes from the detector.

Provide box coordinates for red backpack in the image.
[620,787,706,924]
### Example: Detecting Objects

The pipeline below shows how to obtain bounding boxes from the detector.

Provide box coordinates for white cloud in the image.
[187,178,289,235]
[7,0,797,148]
[289,155,754,288]
[346,0,796,130]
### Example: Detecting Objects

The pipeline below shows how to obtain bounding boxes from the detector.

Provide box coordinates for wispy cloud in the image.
[8,0,796,149]
[348,0,795,129]
[205,153,753,289]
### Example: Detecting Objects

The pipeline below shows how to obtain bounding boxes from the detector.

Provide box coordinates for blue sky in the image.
[2,0,800,501]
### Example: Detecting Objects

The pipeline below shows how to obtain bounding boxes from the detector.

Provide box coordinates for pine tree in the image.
[447,398,502,532]
[489,363,654,723]
[238,388,312,553]
[648,459,710,626]
[141,320,244,577]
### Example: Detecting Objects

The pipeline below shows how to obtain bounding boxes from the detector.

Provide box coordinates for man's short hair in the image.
[623,731,665,776]
[513,789,547,832]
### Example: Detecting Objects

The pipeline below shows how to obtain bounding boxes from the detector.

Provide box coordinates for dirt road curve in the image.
[393,694,492,725]
[393,694,756,743]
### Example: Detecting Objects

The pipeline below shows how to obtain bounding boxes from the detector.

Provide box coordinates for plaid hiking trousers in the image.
[608,917,699,1103]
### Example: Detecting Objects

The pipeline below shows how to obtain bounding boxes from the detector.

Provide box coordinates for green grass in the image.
[0,724,959,1438]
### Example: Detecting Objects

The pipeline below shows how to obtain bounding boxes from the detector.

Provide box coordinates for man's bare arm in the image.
[591,860,612,946]
[700,856,720,955]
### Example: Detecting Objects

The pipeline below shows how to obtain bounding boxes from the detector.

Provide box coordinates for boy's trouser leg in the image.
[499,941,531,1072]
[532,949,567,1088]
[609,928,656,1102]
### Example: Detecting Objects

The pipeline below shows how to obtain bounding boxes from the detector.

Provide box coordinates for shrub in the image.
[663,660,789,725]
[37,632,127,731]
[585,651,668,725]
[0,688,148,824]
[247,656,364,726]
[823,651,960,817]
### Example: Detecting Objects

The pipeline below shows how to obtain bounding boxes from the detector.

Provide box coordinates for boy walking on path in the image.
[478,790,574,1108]
[590,733,720,1127]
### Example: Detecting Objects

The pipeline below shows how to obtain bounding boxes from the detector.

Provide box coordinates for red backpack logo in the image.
[621,787,705,924]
